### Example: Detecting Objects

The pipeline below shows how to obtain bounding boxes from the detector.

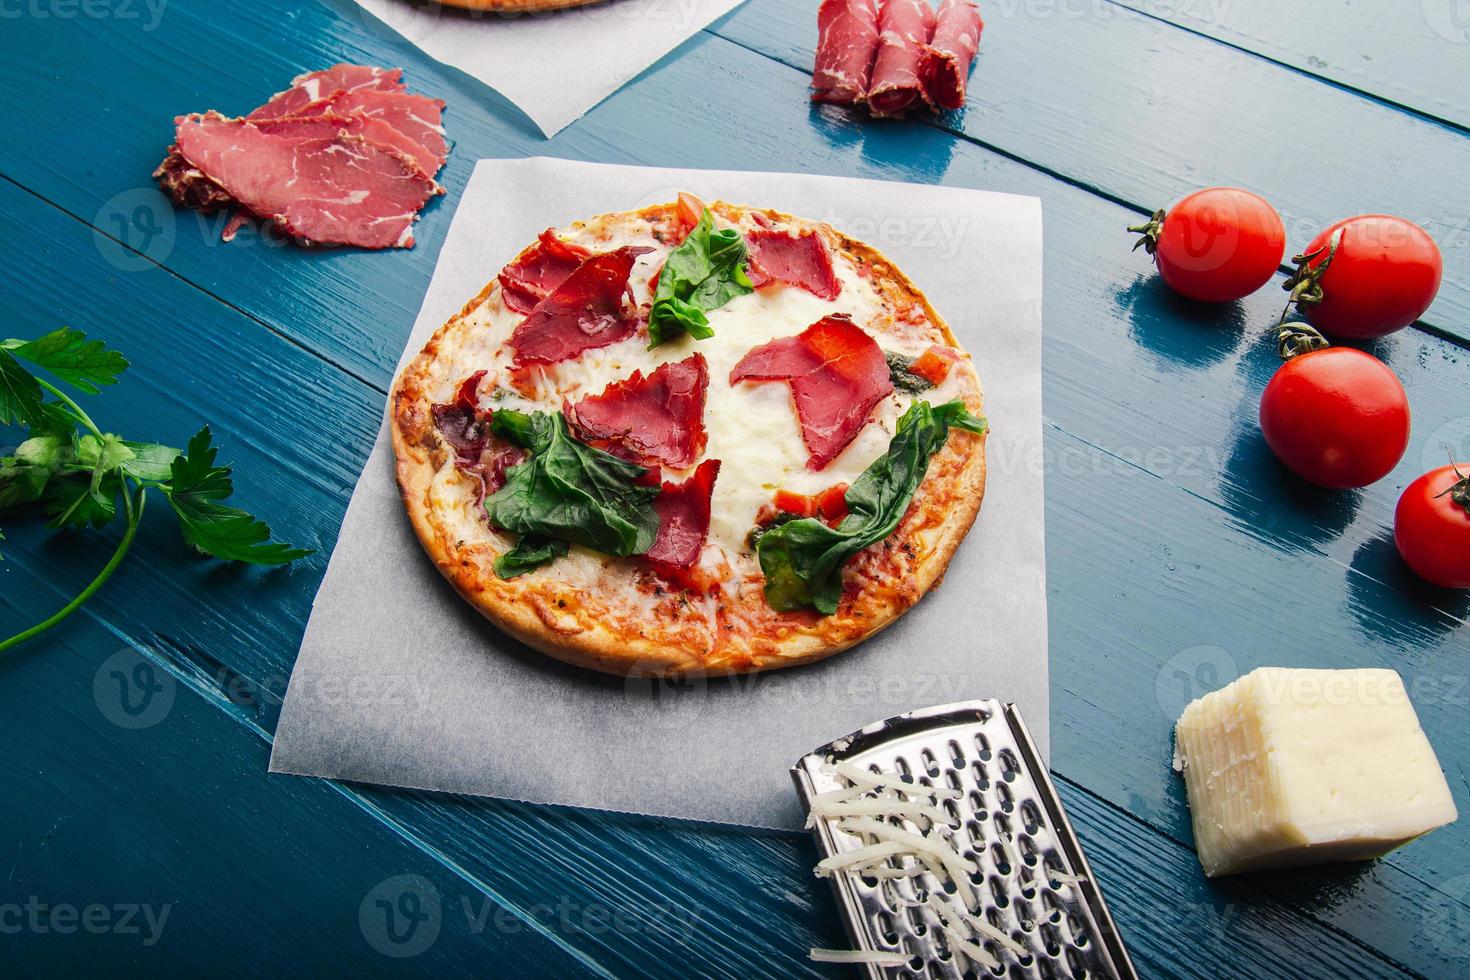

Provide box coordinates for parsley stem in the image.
[0,484,144,656]
[35,377,104,439]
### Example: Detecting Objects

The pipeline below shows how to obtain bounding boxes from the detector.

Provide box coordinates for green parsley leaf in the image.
[485,410,660,571]
[0,349,47,428]
[0,434,79,514]
[647,209,754,348]
[161,427,312,565]
[3,327,129,394]
[119,441,181,483]
[44,471,121,529]
[494,535,572,579]
[755,399,988,614]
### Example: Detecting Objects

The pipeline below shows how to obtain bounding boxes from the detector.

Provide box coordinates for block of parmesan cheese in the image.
[1174,667,1457,877]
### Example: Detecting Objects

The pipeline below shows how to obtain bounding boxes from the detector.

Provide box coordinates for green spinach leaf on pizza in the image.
[647,209,754,348]
[756,399,987,614]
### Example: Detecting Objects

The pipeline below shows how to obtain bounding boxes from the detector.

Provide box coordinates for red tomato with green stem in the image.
[1129,187,1286,302]
[1284,215,1442,339]
[1394,464,1470,588]
[1258,342,1410,489]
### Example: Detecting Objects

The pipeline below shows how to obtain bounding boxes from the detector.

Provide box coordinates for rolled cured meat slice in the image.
[811,0,882,104]
[926,0,984,110]
[867,0,937,118]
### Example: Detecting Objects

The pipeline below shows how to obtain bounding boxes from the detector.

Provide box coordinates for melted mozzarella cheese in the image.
[434,211,960,576]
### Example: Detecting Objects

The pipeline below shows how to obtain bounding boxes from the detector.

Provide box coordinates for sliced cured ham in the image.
[646,459,721,573]
[509,246,653,365]
[565,354,709,469]
[252,112,439,179]
[730,314,895,470]
[812,0,881,104]
[499,230,593,315]
[746,229,843,300]
[868,0,937,118]
[247,63,405,120]
[291,89,449,175]
[429,371,528,502]
[926,0,984,110]
[173,112,438,249]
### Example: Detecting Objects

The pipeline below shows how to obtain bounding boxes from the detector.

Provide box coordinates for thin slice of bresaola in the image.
[867,0,937,118]
[173,112,438,249]
[926,0,984,110]
[498,230,593,315]
[291,89,449,175]
[746,229,843,300]
[730,313,894,470]
[646,459,722,576]
[564,354,710,469]
[812,0,882,104]
[251,112,441,180]
[247,63,406,120]
[509,246,654,365]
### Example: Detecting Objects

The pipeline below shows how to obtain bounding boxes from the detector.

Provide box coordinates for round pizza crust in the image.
[391,200,987,677]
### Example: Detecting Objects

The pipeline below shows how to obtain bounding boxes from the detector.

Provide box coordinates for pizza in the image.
[390,195,988,676]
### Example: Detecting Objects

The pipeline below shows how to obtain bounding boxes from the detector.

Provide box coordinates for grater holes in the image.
[1065,947,1090,978]
[998,749,1020,783]
[995,781,1015,814]
[878,909,900,945]
[948,738,966,767]
[920,747,941,778]
[1020,800,1043,836]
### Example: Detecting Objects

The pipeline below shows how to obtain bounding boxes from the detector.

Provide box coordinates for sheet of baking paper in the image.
[270,158,1047,831]
[347,0,747,137]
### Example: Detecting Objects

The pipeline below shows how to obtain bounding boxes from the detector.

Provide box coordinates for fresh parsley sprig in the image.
[0,327,311,654]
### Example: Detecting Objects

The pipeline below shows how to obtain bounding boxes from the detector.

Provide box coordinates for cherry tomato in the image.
[1130,187,1286,302]
[1394,465,1470,588]
[1258,347,1410,488]
[1293,215,1442,339]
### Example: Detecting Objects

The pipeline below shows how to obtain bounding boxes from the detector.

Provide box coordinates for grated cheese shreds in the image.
[809,948,910,966]
[815,840,912,876]
[840,817,979,885]
[809,796,952,827]
[808,759,1046,972]
[823,760,963,800]
[943,926,1002,971]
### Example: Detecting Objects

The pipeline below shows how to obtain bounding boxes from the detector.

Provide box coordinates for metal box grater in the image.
[791,701,1138,980]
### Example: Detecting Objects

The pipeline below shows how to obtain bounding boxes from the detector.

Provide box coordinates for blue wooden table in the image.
[2,1,1467,976]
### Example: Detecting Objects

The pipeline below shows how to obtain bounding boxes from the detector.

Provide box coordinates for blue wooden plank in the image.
[709,0,1470,342]
[0,594,600,978]
[0,1,1465,975]
[1,179,1462,976]
[1107,0,1470,131]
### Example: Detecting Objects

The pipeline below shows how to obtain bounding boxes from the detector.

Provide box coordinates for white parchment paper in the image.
[349,0,747,137]
[269,158,1047,830]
